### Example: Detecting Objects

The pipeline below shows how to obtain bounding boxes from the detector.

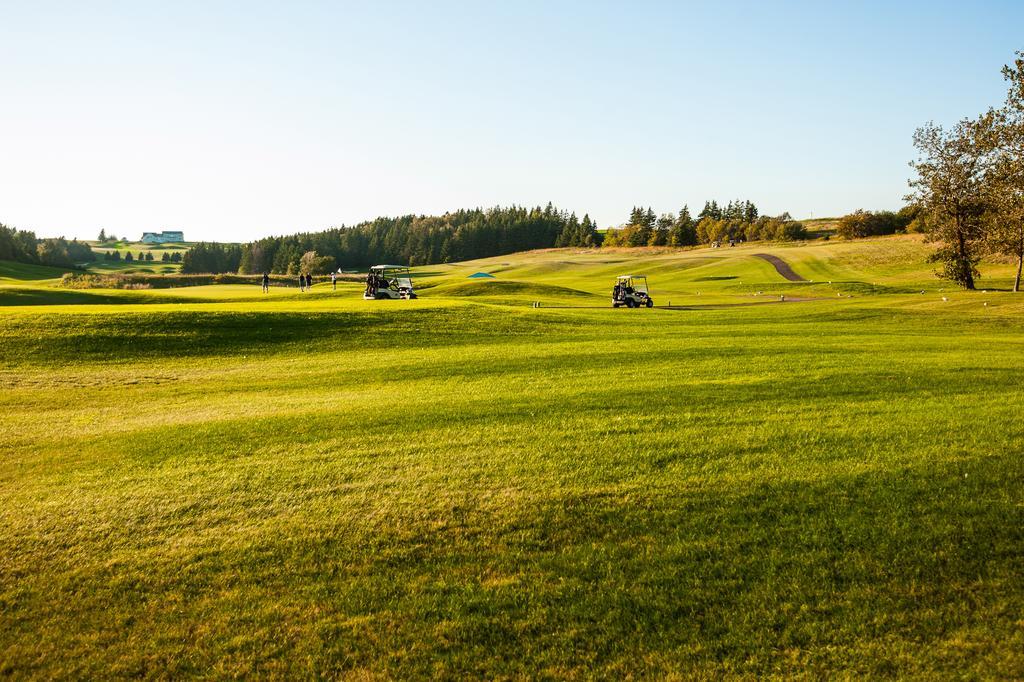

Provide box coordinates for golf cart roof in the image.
[617,274,647,280]
[369,264,409,272]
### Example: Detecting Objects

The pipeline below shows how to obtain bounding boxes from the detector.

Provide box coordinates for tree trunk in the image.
[1016,250,1023,293]
[955,225,976,290]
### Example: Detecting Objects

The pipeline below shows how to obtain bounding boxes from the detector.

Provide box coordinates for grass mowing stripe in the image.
[2,238,1024,676]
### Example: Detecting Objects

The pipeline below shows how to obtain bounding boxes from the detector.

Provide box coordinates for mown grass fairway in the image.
[85,241,190,275]
[2,237,1023,677]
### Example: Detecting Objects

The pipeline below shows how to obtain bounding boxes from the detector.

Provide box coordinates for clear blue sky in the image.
[1,1,1021,242]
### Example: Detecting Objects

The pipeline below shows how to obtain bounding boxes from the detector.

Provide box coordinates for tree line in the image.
[179,199,811,275]
[835,207,921,239]
[181,242,244,274]
[4,200,805,277]
[101,250,184,263]
[603,201,805,247]
[0,223,95,268]
[186,204,589,275]
[908,51,1024,291]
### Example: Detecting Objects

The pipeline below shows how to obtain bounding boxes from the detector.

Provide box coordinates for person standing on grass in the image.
[331,272,337,291]
[306,273,313,291]
[299,274,305,292]
[262,272,270,293]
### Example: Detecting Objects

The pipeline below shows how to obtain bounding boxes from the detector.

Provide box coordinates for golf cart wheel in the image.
[625,299,636,308]
[646,299,654,308]
[612,302,620,308]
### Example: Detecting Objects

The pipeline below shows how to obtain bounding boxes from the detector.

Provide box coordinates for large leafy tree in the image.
[981,52,1024,291]
[908,119,989,289]
[985,178,1024,292]
[299,250,335,275]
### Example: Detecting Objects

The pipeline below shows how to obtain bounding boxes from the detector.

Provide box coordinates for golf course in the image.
[2,235,1022,677]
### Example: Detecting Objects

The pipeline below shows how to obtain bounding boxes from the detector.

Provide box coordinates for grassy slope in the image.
[800,217,840,238]
[0,260,74,283]
[86,260,182,275]
[1,236,1023,678]
[86,241,190,274]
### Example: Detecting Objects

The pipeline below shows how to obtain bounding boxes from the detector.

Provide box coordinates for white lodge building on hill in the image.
[141,231,184,244]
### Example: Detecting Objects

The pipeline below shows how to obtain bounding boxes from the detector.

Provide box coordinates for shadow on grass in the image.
[0,287,180,306]
[424,280,599,300]
[0,307,596,365]
[9,446,1019,678]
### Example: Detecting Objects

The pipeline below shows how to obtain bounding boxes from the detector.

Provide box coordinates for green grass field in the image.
[86,240,190,274]
[2,236,1023,677]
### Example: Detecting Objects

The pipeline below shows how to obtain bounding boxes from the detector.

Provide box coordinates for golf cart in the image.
[364,265,417,300]
[612,275,654,308]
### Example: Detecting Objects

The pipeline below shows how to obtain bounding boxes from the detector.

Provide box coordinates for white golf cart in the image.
[364,265,417,300]
[612,274,654,308]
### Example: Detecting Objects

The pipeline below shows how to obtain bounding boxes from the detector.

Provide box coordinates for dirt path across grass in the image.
[753,253,807,282]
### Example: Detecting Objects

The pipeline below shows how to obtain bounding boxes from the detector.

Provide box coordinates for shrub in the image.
[837,209,917,239]
[299,250,336,275]
[774,220,807,241]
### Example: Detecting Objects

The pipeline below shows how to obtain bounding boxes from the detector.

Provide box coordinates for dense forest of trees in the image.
[0,223,95,268]
[181,243,244,274]
[225,204,584,275]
